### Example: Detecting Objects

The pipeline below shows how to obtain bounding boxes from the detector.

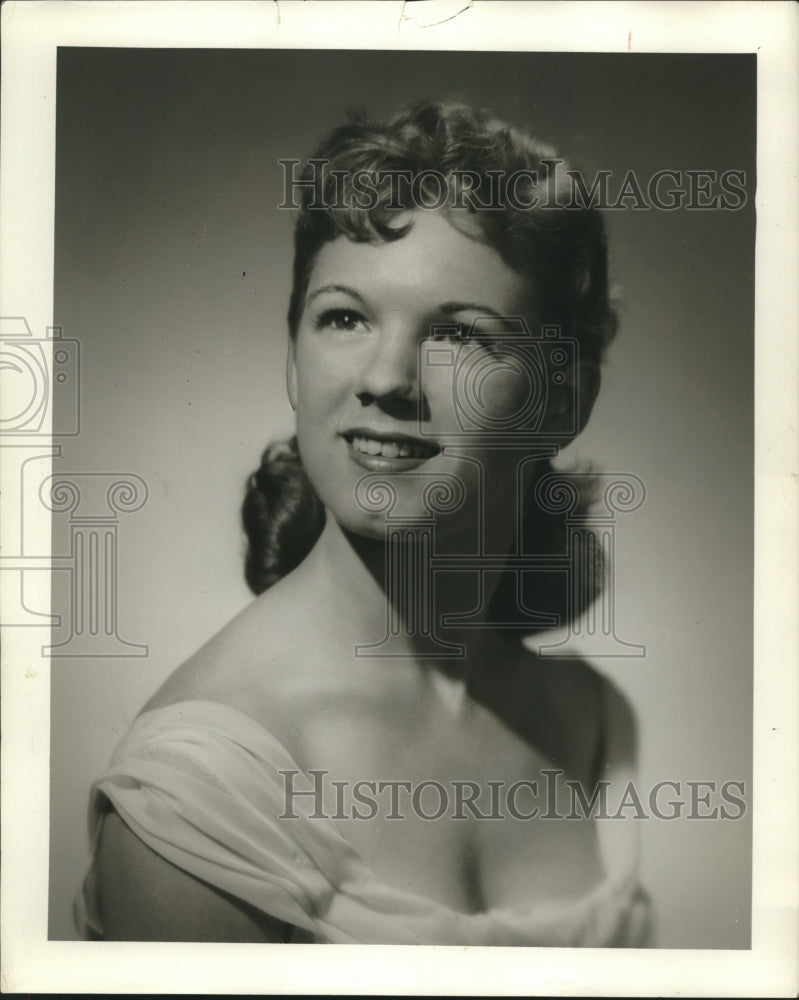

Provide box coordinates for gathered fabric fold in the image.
[76,699,650,946]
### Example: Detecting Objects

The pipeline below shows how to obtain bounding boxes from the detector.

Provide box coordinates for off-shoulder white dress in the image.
[75,699,651,946]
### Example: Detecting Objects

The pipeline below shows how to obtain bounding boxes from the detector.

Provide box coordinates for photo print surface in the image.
[45,46,755,949]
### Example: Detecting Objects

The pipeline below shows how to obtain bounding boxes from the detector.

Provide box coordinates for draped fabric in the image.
[76,699,651,946]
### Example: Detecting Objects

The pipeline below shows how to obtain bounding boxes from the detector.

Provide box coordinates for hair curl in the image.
[242,438,325,594]
[243,99,613,633]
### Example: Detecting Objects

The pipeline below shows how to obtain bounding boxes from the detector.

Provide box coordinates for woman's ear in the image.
[286,338,298,411]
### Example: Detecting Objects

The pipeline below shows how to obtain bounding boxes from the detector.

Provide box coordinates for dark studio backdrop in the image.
[49,48,755,946]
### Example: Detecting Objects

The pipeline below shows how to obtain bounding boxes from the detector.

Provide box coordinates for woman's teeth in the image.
[351,436,424,459]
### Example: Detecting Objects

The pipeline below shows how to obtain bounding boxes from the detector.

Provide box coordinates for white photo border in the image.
[1,1,797,995]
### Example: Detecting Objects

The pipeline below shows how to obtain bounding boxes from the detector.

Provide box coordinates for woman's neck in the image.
[296,514,511,679]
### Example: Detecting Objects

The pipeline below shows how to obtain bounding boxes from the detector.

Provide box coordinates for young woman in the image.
[76,100,650,946]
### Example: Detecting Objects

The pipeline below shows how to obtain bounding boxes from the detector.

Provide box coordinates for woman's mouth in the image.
[350,434,436,459]
[342,430,441,470]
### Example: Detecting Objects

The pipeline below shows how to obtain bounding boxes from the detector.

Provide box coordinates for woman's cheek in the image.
[299,346,358,408]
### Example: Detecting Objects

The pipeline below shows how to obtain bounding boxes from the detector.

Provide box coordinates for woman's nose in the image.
[354,324,420,407]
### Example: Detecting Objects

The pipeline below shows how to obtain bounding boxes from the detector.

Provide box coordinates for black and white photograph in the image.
[1,1,797,995]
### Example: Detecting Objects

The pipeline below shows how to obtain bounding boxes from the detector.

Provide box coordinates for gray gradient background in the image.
[49,48,754,946]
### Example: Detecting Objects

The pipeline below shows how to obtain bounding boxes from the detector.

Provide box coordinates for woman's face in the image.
[288,210,543,541]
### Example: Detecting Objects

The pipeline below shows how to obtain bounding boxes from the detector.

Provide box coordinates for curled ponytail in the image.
[242,437,325,595]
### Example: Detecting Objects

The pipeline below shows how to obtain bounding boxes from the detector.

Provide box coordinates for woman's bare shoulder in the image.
[95,579,315,942]
[141,574,322,749]
[94,809,291,942]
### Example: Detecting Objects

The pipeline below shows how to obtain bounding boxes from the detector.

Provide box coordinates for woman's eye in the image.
[431,323,469,343]
[315,308,367,332]
[431,321,497,349]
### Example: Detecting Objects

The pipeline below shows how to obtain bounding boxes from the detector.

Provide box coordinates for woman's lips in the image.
[341,431,440,472]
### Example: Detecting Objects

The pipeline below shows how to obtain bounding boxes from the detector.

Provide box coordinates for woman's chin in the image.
[338,515,392,542]
[332,510,419,542]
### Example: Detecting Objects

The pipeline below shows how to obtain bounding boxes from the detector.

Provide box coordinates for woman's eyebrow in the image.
[305,284,367,307]
[438,301,505,318]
